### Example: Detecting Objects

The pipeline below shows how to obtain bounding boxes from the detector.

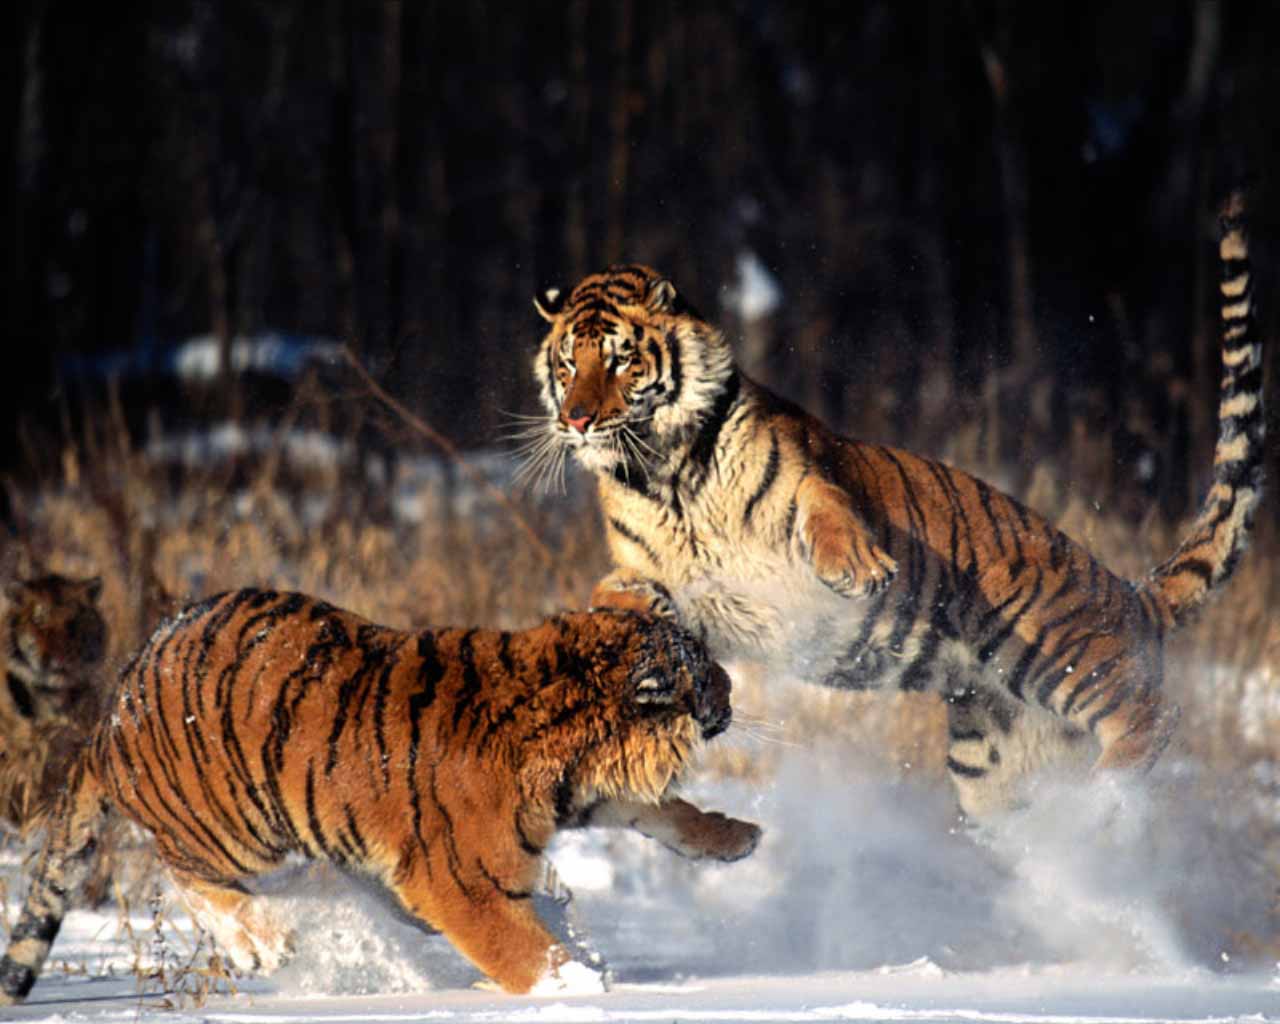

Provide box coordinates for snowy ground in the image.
[3,738,1279,1024]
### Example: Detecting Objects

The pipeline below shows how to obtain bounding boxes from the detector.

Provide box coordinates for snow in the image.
[59,333,343,384]
[3,739,1279,1023]
[724,251,783,321]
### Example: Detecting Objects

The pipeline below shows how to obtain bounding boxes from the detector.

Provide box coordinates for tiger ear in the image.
[534,286,565,322]
[645,278,678,314]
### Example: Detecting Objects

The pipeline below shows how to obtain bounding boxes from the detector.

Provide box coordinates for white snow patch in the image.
[171,333,343,381]
[528,960,608,997]
[724,250,782,321]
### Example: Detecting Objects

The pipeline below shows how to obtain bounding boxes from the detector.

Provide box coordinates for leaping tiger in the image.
[525,191,1264,822]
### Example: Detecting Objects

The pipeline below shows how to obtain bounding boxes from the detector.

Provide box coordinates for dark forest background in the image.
[4,0,1280,524]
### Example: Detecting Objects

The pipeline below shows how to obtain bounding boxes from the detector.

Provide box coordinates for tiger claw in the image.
[819,551,898,599]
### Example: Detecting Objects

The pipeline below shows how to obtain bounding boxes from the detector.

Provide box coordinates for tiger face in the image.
[529,264,734,480]
[542,609,733,807]
[4,575,105,727]
[1,573,107,829]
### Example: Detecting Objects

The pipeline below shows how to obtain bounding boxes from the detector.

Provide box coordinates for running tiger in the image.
[0,573,106,829]
[525,192,1264,820]
[0,589,735,1002]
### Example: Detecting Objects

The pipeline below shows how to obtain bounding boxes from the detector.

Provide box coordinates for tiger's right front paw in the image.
[590,571,679,620]
[690,811,762,862]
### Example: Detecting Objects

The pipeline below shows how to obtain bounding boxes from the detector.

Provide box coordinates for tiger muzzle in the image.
[695,662,732,740]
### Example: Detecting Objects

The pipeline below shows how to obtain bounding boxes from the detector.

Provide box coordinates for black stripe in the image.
[977,573,1044,665]
[428,765,474,899]
[647,335,664,385]
[880,448,929,654]
[1061,653,1125,715]
[898,627,941,692]
[324,627,390,776]
[373,653,399,790]
[948,728,985,742]
[1085,680,1136,732]
[743,430,780,525]
[13,911,62,944]
[975,479,1007,558]
[305,762,336,861]
[665,328,683,405]
[478,858,533,901]
[946,757,987,779]
[1031,634,1094,710]
[451,630,482,733]
[6,672,34,719]
[608,516,661,567]
[0,954,38,998]
[402,631,448,877]
[684,371,741,483]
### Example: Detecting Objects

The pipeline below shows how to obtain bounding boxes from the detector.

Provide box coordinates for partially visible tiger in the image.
[0,588,737,1002]
[0,573,106,829]
[527,191,1264,821]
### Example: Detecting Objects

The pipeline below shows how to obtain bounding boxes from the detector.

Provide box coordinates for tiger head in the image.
[529,265,734,480]
[520,609,732,808]
[4,574,106,726]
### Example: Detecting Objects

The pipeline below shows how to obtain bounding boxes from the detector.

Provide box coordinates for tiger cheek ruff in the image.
[0,591,729,1002]
[532,193,1263,822]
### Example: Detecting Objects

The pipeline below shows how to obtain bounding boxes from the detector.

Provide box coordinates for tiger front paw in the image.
[647,799,762,862]
[686,810,763,863]
[815,542,898,598]
[795,476,897,599]
[590,571,679,620]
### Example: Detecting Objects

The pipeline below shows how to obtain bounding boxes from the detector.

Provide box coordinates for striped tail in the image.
[1147,191,1266,628]
[0,758,108,1005]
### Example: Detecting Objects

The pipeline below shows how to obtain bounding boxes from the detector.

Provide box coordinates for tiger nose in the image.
[566,406,595,433]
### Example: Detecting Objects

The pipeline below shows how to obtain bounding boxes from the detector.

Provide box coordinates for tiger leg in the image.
[0,760,109,1005]
[946,686,1095,820]
[1081,682,1179,775]
[169,870,293,974]
[590,569,678,619]
[794,476,897,597]
[384,857,601,994]
[589,573,763,861]
[578,796,761,862]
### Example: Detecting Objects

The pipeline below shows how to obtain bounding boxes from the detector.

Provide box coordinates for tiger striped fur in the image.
[0,589,735,1002]
[528,192,1264,821]
[0,574,105,828]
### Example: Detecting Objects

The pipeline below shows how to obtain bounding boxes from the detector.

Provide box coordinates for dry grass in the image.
[2,398,1279,974]
[5,408,1278,792]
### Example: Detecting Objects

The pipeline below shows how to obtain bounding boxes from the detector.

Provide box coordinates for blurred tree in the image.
[3,0,1276,524]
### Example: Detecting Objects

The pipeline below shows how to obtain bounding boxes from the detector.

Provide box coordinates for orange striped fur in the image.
[528,193,1264,821]
[0,590,736,1002]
